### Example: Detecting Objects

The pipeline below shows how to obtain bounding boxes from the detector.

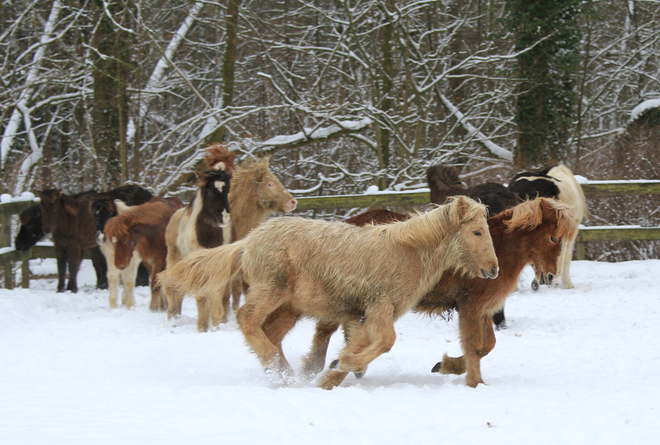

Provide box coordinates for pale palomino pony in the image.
[220,156,297,320]
[160,196,498,389]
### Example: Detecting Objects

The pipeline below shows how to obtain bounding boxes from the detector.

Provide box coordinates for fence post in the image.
[1,212,15,289]
[575,233,586,261]
[21,258,30,288]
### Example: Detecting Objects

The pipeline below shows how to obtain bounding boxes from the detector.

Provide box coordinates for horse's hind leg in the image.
[236,284,293,378]
[262,303,302,367]
[91,246,108,290]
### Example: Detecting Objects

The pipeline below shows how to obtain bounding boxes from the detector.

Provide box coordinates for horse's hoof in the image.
[354,372,364,379]
[431,362,443,373]
[531,279,540,292]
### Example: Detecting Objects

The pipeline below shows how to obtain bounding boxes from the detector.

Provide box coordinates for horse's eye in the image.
[121,239,127,243]
[550,236,558,244]
[268,182,275,187]
[473,230,482,237]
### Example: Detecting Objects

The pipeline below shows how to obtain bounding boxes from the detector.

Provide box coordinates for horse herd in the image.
[14,152,587,390]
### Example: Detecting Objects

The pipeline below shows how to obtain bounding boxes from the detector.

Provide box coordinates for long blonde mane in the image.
[371,196,488,247]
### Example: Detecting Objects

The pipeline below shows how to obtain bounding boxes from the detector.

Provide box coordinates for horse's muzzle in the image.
[481,266,499,279]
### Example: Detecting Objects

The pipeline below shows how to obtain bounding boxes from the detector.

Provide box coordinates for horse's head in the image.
[250,158,298,213]
[448,196,499,279]
[196,169,232,228]
[14,205,45,251]
[37,189,63,234]
[103,216,138,271]
[508,198,577,289]
[92,197,118,234]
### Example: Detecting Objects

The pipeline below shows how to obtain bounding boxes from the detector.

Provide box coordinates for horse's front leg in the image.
[319,301,396,390]
[301,320,340,378]
[65,248,83,293]
[121,252,140,309]
[435,308,495,388]
[55,245,67,293]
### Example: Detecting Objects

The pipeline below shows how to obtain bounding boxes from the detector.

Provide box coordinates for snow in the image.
[1,259,660,444]
[631,99,660,122]
[262,118,372,147]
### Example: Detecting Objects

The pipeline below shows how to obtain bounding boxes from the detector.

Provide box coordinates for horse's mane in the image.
[371,196,487,247]
[204,143,235,171]
[498,198,576,240]
[228,157,271,210]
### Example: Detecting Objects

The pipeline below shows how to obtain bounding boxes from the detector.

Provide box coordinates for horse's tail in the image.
[158,241,245,298]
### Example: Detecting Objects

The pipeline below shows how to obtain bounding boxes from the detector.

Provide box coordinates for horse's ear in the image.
[455,196,471,220]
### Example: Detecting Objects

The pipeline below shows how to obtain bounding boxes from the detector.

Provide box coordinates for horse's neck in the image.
[490,223,530,279]
[229,179,266,241]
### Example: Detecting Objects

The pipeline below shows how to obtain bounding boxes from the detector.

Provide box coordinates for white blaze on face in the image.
[213,161,226,171]
[215,180,225,192]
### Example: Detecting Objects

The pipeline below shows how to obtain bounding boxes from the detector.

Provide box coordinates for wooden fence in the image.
[2,180,660,289]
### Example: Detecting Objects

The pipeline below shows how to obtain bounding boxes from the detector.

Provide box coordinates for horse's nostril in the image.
[490,266,498,276]
[547,273,554,284]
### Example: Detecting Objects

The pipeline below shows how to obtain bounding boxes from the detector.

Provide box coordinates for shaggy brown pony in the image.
[220,156,298,320]
[288,198,576,388]
[165,145,234,331]
[160,196,499,390]
[38,189,108,293]
[104,197,184,311]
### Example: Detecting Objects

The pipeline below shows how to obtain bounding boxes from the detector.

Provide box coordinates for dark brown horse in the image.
[260,198,576,388]
[38,189,108,293]
[104,197,184,311]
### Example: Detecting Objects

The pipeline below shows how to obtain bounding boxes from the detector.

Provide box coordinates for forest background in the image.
[1,0,659,261]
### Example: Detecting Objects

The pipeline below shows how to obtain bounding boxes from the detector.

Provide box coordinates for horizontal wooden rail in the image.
[2,179,660,288]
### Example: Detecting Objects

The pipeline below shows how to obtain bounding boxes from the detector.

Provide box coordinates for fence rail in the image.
[2,180,660,288]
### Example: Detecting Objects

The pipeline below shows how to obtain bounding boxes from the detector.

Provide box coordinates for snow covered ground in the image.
[1,258,659,444]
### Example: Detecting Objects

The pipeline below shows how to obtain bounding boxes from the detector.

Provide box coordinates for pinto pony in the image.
[295,198,576,388]
[104,197,183,311]
[165,145,234,331]
[95,199,146,309]
[508,165,588,289]
[160,196,499,390]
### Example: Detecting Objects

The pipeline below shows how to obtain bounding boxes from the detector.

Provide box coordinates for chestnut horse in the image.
[165,145,234,331]
[426,164,521,327]
[104,197,184,311]
[291,198,576,388]
[160,196,499,390]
